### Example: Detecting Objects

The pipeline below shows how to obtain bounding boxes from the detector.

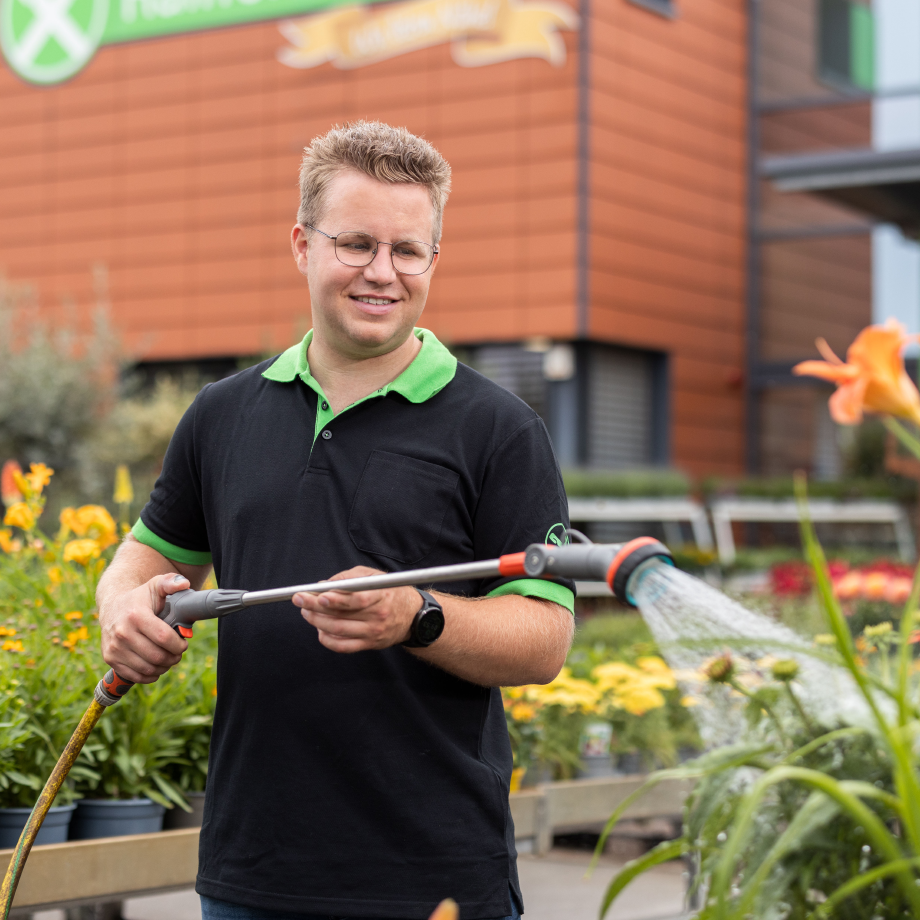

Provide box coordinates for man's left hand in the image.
[293,567,422,652]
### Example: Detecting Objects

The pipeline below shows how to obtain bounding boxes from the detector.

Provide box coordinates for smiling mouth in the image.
[352,296,396,306]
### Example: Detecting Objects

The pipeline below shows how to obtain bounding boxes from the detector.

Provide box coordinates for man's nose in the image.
[362,243,398,284]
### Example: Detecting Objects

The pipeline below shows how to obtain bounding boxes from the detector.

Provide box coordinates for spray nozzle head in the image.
[520,537,673,606]
[606,537,674,607]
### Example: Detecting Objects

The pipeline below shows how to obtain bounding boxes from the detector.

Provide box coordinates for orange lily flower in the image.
[793,320,920,425]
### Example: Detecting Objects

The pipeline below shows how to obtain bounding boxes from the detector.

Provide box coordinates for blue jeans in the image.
[200,893,522,920]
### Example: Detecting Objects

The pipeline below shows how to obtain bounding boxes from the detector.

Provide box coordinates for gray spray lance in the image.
[0,537,671,914]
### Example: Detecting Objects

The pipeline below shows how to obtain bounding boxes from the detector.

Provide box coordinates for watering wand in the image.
[0,536,671,915]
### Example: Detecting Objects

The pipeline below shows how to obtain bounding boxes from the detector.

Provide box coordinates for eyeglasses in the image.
[305,224,438,275]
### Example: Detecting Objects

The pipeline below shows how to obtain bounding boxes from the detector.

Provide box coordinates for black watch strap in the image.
[401,589,445,648]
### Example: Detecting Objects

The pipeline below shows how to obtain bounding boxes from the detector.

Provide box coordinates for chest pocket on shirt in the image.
[349,450,460,565]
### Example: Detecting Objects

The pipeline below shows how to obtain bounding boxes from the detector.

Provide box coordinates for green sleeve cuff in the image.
[132,519,213,566]
[486,578,575,614]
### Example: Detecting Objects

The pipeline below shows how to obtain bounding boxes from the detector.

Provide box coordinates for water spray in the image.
[0,536,672,915]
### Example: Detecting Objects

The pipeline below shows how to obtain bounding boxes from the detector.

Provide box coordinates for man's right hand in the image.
[99,573,191,684]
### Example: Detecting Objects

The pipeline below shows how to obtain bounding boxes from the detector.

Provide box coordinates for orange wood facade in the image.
[0,0,747,475]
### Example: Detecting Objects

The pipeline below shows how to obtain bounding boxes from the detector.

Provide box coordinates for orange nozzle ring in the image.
[606,537,662,592]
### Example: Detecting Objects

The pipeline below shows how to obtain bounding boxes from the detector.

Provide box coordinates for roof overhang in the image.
[762,146,920,235]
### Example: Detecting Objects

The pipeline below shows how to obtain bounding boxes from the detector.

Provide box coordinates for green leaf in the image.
[599,837,688,919]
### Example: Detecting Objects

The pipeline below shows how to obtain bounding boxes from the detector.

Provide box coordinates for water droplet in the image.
[717,832,728,842]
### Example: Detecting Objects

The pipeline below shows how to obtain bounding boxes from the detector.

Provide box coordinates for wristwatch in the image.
[401,589,445,648]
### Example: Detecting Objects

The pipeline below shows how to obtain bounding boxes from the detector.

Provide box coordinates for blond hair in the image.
[298,122,452,244]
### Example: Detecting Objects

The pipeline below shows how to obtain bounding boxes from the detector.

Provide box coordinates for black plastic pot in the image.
[69,798,165,839]
[162,791,205,830]
[0,803,76,847]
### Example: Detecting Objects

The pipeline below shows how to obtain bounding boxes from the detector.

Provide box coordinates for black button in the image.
[321,401,328,410]
[322,430,332,440]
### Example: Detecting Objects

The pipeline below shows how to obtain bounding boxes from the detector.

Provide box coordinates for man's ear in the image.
[291,225,309,276]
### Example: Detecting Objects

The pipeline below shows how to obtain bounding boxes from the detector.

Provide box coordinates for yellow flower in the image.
[26,463,53,495]
[60,505,117,549]
[47,566,63,584]
[63,539,102,565]
[592,662,640,692]
[509,767,526,793]
[11,469,30,500]
[814,634,837,645]
[0,529,21,554]
[864,622,893,638]
[4,503,34,531]
[635,656,677,689]
[114,465,134,505]
[681,695,698,707]
[0,627,15,637]
[510,702,536,722]
[62,626,89,651]
[2,640,24,653]
[64,611,83,621]
[616,685,666,716]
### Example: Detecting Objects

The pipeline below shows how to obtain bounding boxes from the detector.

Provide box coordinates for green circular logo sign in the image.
[1,0,108,84]
[545,523,570,547]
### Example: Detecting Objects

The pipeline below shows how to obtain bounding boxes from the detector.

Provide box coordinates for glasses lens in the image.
[335,232,377,266]
[391,240,433,275]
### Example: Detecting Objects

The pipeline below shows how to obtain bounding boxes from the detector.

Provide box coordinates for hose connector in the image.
[94,669,134,707]
[521,537,673,607]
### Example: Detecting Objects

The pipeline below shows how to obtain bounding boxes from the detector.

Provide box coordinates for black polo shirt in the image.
[133,328,574,919]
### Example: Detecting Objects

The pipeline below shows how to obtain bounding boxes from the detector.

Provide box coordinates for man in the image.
[97,121,575,920]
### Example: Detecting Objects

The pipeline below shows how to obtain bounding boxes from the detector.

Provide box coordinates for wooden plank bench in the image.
[710,498,916,566]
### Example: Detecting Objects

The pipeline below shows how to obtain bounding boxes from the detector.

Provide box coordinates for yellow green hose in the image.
[0,698,106,919]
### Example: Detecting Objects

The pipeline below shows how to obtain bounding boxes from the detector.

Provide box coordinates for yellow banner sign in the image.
[277,0,579,70]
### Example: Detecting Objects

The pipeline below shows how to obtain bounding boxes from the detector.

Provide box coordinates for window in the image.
[627,0,676,18]
[818,0,875,91]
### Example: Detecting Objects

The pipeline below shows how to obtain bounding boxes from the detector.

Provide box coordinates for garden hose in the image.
[0,536,674,915]
[0,667,124,919]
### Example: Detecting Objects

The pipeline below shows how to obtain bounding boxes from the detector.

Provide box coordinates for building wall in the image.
[587,0,747,475]
[0,0,752,477]
[0,18,581,360]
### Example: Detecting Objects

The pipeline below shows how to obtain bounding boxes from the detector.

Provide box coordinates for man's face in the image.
[291,169,439,359]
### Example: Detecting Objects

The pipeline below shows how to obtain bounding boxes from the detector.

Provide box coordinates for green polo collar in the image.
[262,328,457,404]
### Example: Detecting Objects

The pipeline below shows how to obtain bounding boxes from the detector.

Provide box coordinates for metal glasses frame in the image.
[305,224,438,275]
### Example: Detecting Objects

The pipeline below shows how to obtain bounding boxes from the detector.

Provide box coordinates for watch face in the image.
[416,608,445,644]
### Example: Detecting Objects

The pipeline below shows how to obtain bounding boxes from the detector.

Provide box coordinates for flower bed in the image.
[0,462,214,816]
[503,614,700,787]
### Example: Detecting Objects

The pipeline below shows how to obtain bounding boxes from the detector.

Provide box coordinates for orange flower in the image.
[0,529,21,554]
[60,505,117,549]
[794,320,920,425]
[3,503,34,531]
[63,538,101,565]
[26,463,53,494]
[834,571,864,600]
[863,572,889,600]
[0,461,22,507]
[884,577,912,605]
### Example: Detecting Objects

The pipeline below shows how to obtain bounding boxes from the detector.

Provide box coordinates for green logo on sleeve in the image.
[545,523,570,547]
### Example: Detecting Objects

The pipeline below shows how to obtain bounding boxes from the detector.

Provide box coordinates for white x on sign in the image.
[0,0,108,83]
